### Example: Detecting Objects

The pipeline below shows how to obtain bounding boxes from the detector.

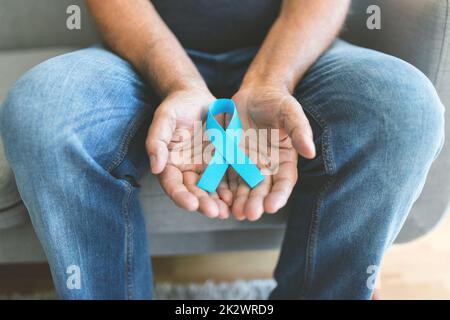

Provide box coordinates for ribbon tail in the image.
[230,150,265,188]
[197,155,229,193]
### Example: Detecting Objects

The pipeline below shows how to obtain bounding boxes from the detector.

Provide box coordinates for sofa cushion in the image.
[140,171,287,234]
[0,137,28,230]
[0,0,98,50]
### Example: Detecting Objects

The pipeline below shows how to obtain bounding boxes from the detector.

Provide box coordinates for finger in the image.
[207,188,230,219]
[281,96,316,159]
[158,165,199,212]
[216,178,233,207]
[183,171,220,218]
[244,175,272,221]
[227,168,239,198]
[231,180,251,221]
[216,201,230,219]
[214,195,231,219]
[264,157,298,214]
[146,107,176,174]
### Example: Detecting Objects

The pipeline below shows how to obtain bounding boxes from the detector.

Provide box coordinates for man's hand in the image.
[228,85,316,221]
[88,1,233,217]
[225,0,350,220]
[146,88,232,219]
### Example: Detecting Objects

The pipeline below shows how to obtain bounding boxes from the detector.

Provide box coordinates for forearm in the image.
[86,0,207,97]
[241,0,350,93]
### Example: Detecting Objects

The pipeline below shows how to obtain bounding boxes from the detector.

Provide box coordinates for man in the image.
[0,0,444,299]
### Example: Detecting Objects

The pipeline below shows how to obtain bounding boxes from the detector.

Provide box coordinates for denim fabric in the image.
[0,40,445,299]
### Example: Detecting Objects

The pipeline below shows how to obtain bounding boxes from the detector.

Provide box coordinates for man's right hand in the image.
[146,88,232,219]
[87,0,234,219]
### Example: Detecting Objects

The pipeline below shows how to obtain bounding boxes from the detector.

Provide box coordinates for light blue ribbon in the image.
[198,99,265,193]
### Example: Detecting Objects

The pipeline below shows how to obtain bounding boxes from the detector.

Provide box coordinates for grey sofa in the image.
[0,0,449,263]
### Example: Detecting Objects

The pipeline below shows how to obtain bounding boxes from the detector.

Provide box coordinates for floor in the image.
[154,215,450,299]
[378,216,450,299]
[1,215,449,299]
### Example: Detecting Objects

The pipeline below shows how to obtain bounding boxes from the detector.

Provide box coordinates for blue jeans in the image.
[0,40,445,299]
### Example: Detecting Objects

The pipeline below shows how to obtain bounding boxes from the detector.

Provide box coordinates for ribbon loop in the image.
[198,99,265,193]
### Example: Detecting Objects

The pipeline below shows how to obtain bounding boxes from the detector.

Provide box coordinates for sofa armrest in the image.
[343,0,450,242]
[0,0,98,50]
[343,0,449,87]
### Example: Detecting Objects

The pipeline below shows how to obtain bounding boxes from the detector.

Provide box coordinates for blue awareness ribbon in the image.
[197,99,265,193]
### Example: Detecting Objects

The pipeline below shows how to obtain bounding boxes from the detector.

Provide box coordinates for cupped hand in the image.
[146,88,233,219]
[228,85,316,221]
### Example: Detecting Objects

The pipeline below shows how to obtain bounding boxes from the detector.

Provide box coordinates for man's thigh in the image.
[295,39,444,178]
[1,46,158,176]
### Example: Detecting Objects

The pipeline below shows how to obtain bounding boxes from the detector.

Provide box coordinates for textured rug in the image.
[155,279,275,300]
[1,279,276,300]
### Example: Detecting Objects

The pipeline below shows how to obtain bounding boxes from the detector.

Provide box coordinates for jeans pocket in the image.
[299,103,336,176]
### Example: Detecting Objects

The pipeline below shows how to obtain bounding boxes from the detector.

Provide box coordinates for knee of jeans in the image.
[0,54,105,172]
[1,49,148,179]
[1,63,60,167]
[333,54,445,169]
[376,57,443,164]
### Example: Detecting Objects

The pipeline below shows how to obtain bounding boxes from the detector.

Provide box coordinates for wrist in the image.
[165,85,216,106]
[239,77,291,96]
[161,78,210,99]
[240,75,291,95]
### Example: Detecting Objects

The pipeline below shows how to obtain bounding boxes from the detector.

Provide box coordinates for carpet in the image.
[1,279,276,300]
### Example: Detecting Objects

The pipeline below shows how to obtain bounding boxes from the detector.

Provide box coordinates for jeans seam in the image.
[296,100,337,298]
[103,110,144,299]
[122,180,134,299]
[299,175,334,299]
[100,101,147,300]
[105,110,148,174]
[300,101,336,175]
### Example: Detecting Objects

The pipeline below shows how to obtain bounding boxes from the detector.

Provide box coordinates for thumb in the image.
[281,96,316,159]
[146,106,176,174]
